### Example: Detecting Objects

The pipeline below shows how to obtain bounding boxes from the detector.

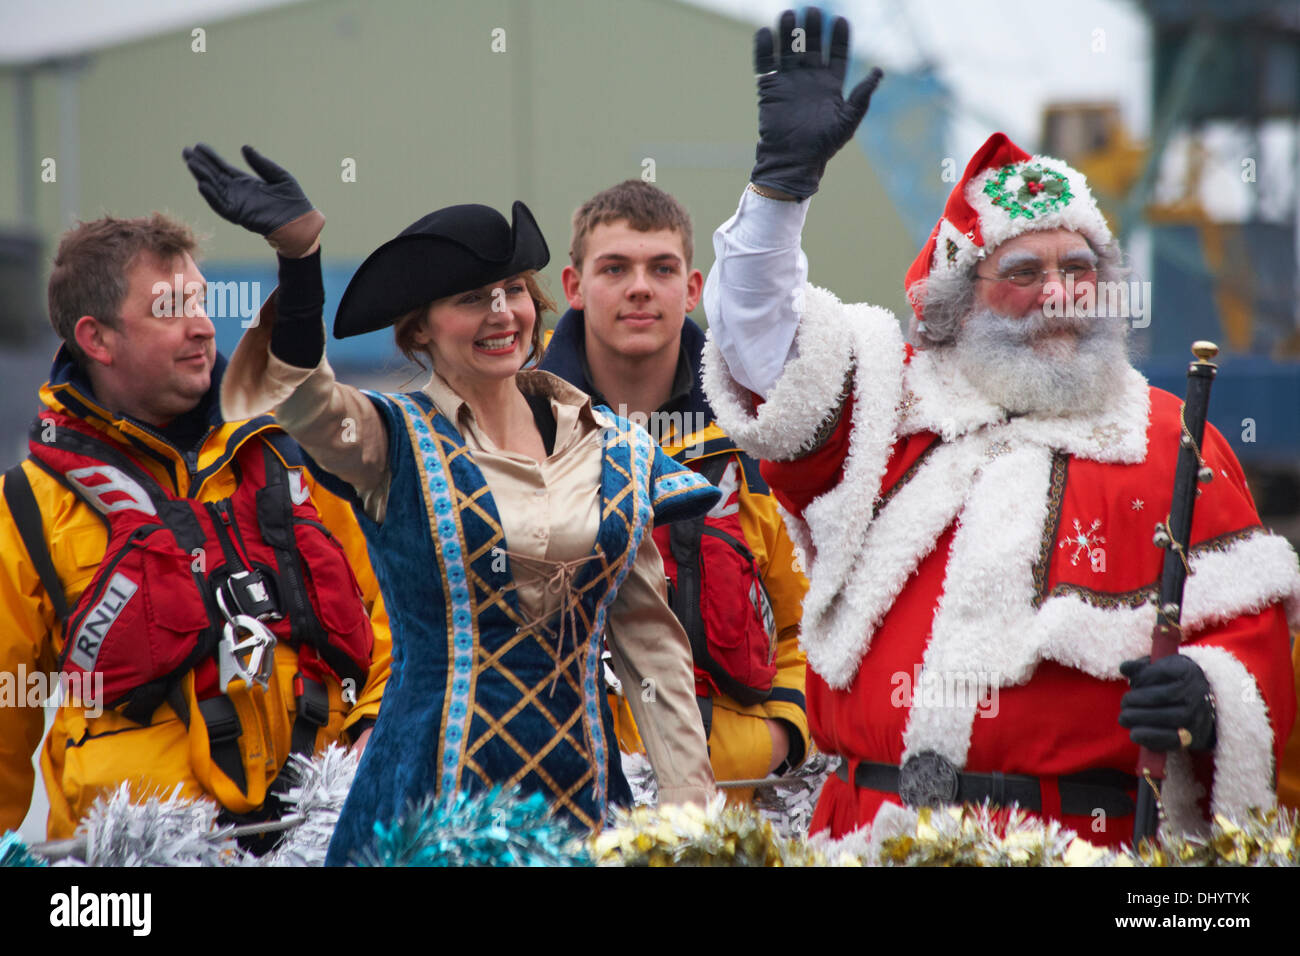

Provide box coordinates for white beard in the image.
[951,306,1131,417]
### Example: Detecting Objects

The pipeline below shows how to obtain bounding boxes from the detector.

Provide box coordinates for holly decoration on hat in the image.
[983,163,1073,221]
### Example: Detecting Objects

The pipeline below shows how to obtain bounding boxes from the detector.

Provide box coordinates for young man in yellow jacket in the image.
[0,210,390,844]
[539,181,810,801]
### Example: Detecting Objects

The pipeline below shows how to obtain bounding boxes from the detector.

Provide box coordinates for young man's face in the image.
[561,220,703,362]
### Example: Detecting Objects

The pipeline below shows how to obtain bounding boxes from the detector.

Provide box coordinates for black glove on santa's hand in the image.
[1118,655,1217,752]
[182,143,323,257]
[749,7,883,200]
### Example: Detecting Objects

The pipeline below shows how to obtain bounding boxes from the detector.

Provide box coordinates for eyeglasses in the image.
[974,264,1097,288]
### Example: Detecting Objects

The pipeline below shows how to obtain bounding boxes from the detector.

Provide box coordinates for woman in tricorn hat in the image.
[183,144,716,864]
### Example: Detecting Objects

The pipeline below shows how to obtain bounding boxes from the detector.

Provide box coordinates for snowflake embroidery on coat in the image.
[986,439,1011,461]
[1059,517,1106,567]
[1088,423,1125,449]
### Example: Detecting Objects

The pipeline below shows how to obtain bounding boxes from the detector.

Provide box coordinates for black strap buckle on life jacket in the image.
[220,568,282,622]
[291,671,330,756]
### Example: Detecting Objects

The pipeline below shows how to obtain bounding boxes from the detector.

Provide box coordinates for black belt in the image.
[836,756,1136,817]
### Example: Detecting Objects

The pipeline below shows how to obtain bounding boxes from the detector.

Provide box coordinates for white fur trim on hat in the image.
[926,153,1114,284]
[967,153,1112,255]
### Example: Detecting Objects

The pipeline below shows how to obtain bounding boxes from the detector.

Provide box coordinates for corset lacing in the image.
[501,547,605,695]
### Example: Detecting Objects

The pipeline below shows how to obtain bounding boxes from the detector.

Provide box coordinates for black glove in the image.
[749,7,883,200]
[182,143,323,257]
[1118,655,1217,752]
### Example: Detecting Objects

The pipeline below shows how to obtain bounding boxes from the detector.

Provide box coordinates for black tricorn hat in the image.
[333,200,549,338]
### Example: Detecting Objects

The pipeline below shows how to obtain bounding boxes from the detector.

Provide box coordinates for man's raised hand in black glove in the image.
[183,143,325,367]
[749,7,883,200]
[182,143,324,258]
[1119,654,1217,752]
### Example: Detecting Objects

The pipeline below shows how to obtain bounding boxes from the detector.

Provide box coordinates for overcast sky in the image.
[0,0,308,63]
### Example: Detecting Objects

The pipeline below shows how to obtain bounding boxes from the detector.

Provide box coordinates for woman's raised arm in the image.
[184,143,392,518]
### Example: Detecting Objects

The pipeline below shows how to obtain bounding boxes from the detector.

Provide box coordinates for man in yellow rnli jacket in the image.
[0,210,389,844]
[539,180,810,801]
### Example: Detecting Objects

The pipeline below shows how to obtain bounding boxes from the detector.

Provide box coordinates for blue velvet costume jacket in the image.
[324,389,718,865]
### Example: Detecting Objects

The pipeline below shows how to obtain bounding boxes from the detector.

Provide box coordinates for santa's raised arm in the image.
[702,6,1299,847]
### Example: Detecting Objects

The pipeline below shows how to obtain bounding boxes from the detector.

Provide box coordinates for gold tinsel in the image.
[875,804,1127,867]
[593,796,859,866]
[592,798,1300,867]
[869,803,1300,867]
[1137,809,1300,867]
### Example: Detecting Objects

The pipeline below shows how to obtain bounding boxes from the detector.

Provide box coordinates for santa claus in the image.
[702,7,1300,847]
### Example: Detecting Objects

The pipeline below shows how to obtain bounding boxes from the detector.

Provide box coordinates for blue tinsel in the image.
[0,831,47,867]
[356,786,591,867]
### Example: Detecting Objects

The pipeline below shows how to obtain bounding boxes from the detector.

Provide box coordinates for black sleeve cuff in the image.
[774,717,805,772]
[270,249,326,369]
[343,716,376,745]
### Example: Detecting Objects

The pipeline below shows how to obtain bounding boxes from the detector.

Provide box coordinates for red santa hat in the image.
[904,132,1113,318]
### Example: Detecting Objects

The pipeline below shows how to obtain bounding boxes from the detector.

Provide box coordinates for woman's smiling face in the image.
[411,273,537,387]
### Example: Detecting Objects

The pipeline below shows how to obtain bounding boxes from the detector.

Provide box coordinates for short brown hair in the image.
[48,214,198,366]
[393,270,557,372]
[569,180,694,269]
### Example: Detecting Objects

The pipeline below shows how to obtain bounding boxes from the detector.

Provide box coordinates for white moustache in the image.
[953,306,1132,417]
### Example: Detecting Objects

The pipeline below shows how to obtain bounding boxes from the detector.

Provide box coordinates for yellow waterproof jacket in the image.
[611,436,812,799]
[0,352,390,838]
[1277,636,1300,809]
[539,315,810,802]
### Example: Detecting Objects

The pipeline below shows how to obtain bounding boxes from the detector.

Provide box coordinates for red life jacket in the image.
[26,412,373,718]
[654,452,778,705]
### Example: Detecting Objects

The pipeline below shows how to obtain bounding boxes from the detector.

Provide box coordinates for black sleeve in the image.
[344,716,376,745]
[774,717,805,772]
[269,249,326,369]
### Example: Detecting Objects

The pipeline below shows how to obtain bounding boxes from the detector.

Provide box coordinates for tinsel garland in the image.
[13,745,363,867]
[355,787,590,867]
[262,745,360,866]
[74,783,246,867]
[593,795,858,867]
[591,799,1300,867]
[8,743,1300,866]
[0,830,47,867]
[871,804,1123,867]
[1136,810,1300,867]
[752,751,835,840]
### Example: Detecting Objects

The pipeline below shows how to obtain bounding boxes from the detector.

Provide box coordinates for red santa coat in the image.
[703,284,1299,848]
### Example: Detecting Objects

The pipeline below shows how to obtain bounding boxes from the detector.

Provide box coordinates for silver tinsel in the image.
[619,748,835,840]
[69,783,245,867]
[28,745,361,867]
[262,745,359,866]
[753,751,835,840]
[620,751,658,808]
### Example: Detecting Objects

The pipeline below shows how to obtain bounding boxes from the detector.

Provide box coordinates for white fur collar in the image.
[702,284,902,463]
